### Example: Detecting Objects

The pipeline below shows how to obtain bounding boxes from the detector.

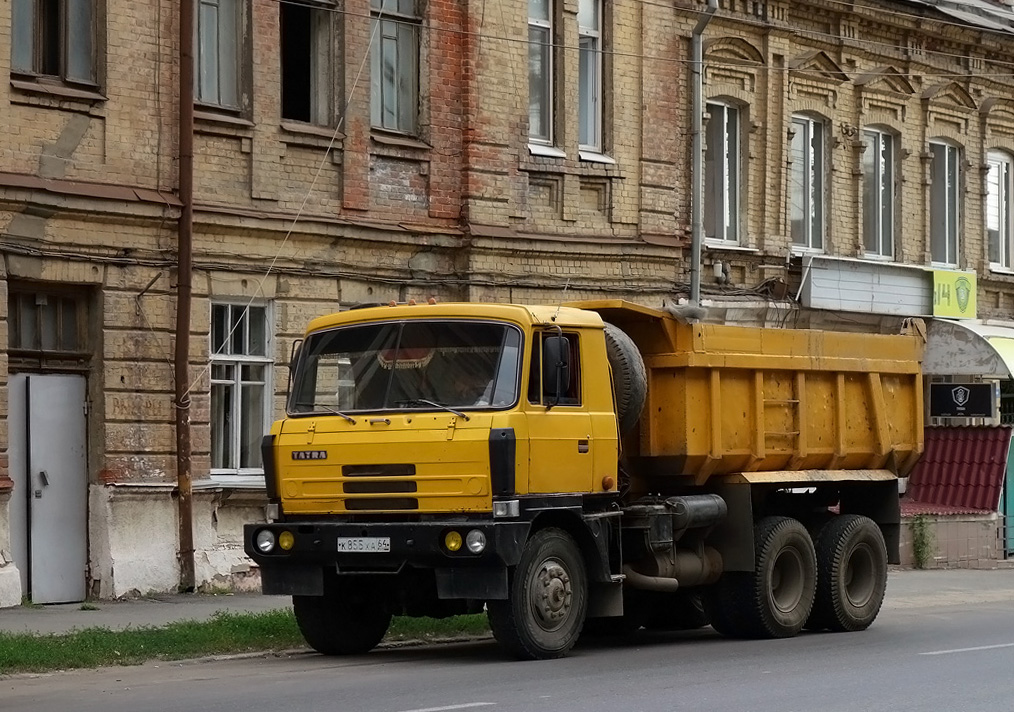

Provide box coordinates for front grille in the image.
[343,480,418,494]
[342,464,418,510]
[343,464,415,477]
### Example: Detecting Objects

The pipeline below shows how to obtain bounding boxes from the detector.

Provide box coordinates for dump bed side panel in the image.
[572,301,925,485]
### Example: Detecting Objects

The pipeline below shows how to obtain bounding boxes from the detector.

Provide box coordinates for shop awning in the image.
[925,319,1014,378]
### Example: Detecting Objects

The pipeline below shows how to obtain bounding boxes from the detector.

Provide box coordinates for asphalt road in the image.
[6,570,1014,712]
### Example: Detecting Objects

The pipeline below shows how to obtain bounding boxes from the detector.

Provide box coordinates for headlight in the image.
[278,531,295,551]
[444,531,463,552]
[255,529,276,554]
[465,529,486,554]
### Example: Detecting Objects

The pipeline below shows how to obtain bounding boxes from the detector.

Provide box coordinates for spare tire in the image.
[603,322,647,435]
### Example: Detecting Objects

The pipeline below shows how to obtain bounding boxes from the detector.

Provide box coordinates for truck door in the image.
[526,330,594,494]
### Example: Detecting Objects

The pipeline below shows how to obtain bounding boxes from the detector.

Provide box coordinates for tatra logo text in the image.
[292,450,328,460]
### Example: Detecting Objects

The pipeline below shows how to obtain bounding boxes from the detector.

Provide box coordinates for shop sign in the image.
[933,270,977,319]
[929,382,995,418]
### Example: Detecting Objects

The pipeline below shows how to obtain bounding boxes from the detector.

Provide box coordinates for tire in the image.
[808,514,888,632]
[644,590,710,631]
[603,323,647,435]
[704,573,752,638]
[293,591,392,655]
[710,517,816,639]
[487,528,588,659]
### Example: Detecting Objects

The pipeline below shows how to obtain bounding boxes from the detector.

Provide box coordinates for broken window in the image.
[281,0,335,125]
[11,0,96,85]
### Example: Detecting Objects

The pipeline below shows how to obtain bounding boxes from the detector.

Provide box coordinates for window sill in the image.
[862,253,895,262]
[10,77,106,112]
[705,240,757,253]
[989,264,1014,276]
[207,474,267,489]
[528,143,567,159]
[195,109,255,140]
[371,130,431,151]
[280,121,345,152]
[578,150,615,165]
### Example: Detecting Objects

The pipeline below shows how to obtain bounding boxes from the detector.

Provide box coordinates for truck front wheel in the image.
[293,590,392,655]
[808,514,887,632]
[487,527,588,660]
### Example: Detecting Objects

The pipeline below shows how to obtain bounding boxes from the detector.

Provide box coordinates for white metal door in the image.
[8,373,88,604]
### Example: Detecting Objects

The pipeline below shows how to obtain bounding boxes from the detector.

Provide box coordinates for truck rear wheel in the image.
[487,527,588,659]
[808,514,887,632]
[293,591,392,655]
[603,323,647,435]
[709,517,816,639]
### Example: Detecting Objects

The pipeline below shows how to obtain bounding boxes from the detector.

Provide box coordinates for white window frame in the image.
[577,0,602,153]
[528,0,554,145]
[862,128,895,259]
[11,0,96,85]
[705,101,741,244]
[370,0,420,135]
[196,0,242,108]
[210,302,273,484]
[987,150,1014,271]
[929,140,961,267]
[280,0,335,126]
[789,115,825,251]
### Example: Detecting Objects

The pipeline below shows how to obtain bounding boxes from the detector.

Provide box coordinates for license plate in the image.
[336,537,391,553]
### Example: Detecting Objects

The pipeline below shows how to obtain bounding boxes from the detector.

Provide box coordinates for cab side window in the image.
[528,332,581,406]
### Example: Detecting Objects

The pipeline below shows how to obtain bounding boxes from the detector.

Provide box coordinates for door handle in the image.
[35,470,49,498]
[578,439,589,454]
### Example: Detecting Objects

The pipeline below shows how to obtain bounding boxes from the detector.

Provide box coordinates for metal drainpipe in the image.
[689,0,718,308]
[175,0,196,592]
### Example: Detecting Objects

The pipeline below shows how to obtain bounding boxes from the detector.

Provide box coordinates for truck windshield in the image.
[288,320,522,415]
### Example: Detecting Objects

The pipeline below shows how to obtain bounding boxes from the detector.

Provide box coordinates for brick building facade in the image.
[1,0,1013,602]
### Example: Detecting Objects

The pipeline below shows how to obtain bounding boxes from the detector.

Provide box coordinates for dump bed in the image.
[571,301,925,485]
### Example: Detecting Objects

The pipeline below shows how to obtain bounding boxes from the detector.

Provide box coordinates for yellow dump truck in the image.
[244,300,924,659]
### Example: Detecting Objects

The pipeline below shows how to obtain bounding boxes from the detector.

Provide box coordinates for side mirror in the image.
[542,335,570,404]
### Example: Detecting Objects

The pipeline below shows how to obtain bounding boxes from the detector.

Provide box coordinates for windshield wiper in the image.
[317,406,357,424]
[398,399,470,422]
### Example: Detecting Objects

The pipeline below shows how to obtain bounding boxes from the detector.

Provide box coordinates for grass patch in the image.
[0,611,489,675]
[0,610,305,675]
[387,614,489,641]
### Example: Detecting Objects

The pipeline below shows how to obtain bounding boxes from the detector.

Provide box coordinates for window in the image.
[528,332,581,406]
[705,102,740,243]
[8,290,85,353]
[280,0,334,125]
[987,151,1014,270]
[930,141,961,266]
[578,0,602,152]
[863,129,895,258]
[11,0,95,85]
[370,0,420,134]
[196,0,242,108]
[528,0,553,144]
[790,115,825,250]
[211,304,271,475]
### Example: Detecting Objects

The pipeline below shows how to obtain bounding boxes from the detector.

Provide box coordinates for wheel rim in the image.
[843,542,877,607]
[770,547,805,613]
[528,557,573,632]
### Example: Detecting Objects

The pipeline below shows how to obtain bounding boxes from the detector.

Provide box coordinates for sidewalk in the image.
[0,592,293,636]
[0,568,1012,637]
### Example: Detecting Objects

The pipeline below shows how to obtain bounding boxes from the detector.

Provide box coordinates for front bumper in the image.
[244,519,531,598]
